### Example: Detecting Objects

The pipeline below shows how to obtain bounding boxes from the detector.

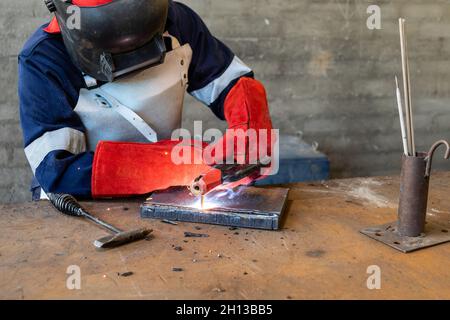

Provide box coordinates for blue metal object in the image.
[256,135,329,186]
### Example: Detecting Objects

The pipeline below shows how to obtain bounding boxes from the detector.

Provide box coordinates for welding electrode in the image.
[399,18,416,156]
[395,76,409,156]
[48,193,152,249]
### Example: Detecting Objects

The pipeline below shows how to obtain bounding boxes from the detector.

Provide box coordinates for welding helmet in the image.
[44,0,169,82]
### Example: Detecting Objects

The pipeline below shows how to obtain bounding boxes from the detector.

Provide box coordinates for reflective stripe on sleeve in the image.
[24,128,87,174]
[190,56,252,106]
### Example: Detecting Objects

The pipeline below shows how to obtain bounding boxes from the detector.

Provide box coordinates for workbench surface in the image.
[1,173,450,300]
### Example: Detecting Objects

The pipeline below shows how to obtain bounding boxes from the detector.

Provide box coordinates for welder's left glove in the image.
[211,77,275,165]
[91,140,221,198]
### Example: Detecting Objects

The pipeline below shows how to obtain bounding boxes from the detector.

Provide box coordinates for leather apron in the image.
[74,35,192,151]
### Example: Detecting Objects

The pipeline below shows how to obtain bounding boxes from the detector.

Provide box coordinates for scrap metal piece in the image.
[141,186,289,230]
[184,232,209,238]
[161,219,178,225]
[360,222,450,253]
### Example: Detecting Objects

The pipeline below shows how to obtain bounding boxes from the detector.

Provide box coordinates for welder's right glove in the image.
[211,77,275,164]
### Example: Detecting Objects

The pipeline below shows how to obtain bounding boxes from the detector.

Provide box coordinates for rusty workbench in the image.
[1,173,450,300]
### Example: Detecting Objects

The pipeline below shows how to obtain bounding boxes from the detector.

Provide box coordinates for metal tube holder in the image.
[361,140,450,253]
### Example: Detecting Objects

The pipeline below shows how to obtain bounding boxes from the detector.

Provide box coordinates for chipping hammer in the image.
[48,193,152,249]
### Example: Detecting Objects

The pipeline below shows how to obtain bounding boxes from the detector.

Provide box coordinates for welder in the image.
[18,0,273,200]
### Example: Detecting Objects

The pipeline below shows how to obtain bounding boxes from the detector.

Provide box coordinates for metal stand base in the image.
[361,222,450,253]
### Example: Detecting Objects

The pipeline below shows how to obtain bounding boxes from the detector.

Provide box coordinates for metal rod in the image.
[425,140,450,177]
[80,209,122,234]
[399,18,413,155]
[395,76,409,156]
[403,20,416,156]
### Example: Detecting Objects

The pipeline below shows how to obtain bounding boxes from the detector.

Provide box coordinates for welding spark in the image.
[191,187,244,211]
[194,197,218,210]
[188,195,220,211]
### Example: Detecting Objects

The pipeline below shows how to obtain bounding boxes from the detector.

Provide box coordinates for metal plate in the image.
[361,221,450,253]
[140,186,289,230]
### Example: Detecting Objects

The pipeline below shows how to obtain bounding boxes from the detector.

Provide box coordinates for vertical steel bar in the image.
[403,20,416,155]
[395,76,409,156]
[399,18,413,155]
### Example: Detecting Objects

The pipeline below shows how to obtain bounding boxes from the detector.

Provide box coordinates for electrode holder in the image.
[361,140,450,253]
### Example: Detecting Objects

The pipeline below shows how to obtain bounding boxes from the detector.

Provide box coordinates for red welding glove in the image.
[209,77,275,165]
[91,140,221,198]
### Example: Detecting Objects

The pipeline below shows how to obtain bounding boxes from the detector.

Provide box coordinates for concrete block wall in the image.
[1,0,450,202]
